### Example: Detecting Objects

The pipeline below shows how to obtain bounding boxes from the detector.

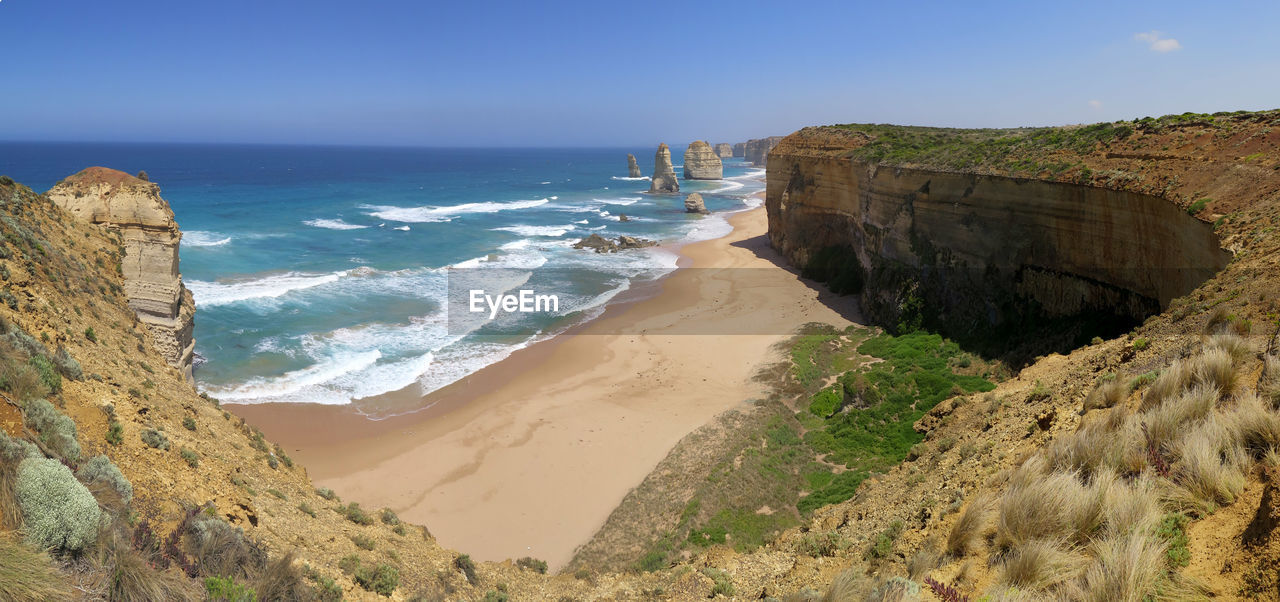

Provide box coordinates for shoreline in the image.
[231,196,863,570]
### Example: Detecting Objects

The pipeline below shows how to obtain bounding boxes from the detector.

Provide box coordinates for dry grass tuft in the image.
[1169,415,1249,513]
[1067,532,1167,602]
[821,569,867,602]
[1143,384,1217,451]
[998,538,1087,592]
[947,493,995,557]
[0,532,71,601]
[99,531,199,602]
[1084,379,1128,411]
[1192,346,1239,396]
[249,550,312,602]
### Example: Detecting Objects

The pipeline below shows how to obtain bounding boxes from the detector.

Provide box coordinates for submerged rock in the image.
[47,167,196,381]
[627,153,642,177]
[714,143,733,159]
[572,234,657,253]
[684,193,709,214]
[648,143,679,193]
[682,141,723,180]
[618,213,631,222]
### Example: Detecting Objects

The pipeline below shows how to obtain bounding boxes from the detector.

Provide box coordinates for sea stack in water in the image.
[684,193,709,214]
[682,141,723,180]
[626,153,642,178]
[714,143,733,159]
[648,143,679,193]
[745,136,785,166]
[47,167,196,381]
[732,142,746,157]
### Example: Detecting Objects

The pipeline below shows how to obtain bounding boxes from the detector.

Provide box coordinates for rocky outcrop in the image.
[47,167,196,381]
[745,136,785,166]
[766,129,1230,353]
[684,193,709,214]
[682,141,723,180]
[714,143,733,159]
[572,234,657,253]
[627,154,642,178]
[732,143,746,157]
[648,144,679,193]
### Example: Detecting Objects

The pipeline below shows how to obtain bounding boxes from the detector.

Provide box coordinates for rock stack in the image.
[732,142,746,157]
[682,141,723,180]
[648,143,679,193]
[745,136,785,166]
[684,193,709,214]
[714,143,733,159]
[47,167,196,381]
[627,153,642,177]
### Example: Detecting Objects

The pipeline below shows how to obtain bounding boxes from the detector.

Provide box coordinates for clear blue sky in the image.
[1,0,1277,146]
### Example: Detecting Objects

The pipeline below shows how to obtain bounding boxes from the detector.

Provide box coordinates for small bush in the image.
[340,502,374,525]
[455,554,478,585]
[77,454,133,503]
[797,531,843,558]
[23,398,80,463]
[354,563,399,596]
[141,428,170,450]
[1,361,48,402]
[380,507,400,525]
[1131,338,1150,351]
[180,448,199,468]
[204,576,256,602]
[1156,513,1190,568]
[16,457,101,551]
[28,355,60,394]
[183,416,196,431]
[298,503,315,518]
[351,534,375,550]
[392,524,406,536]
[1187,198,1210,215]
[700,567,735,597]
[106,420,124,446]
[266,488,286,500]
[866,520,904,560]
[52,346,82,380]
[84,327,97,343]
[516,556,548,574]
[316,487,338,501]
[338,554,361,575]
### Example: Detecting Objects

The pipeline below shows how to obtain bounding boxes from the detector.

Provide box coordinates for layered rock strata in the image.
[648,144,680,193]
[714,143,733,159]
[745,136,785,166]
[47,168,196,381]
[732,142,746,157]
[627,154,642,177]
[682,141,723,180]
[684,193,709,214]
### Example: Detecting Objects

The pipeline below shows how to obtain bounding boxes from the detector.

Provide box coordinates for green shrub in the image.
[141,428,170,450]
[76,454,133,503]
[316,487,338,501]
[392,524,406,536]
[1132,337,1150,351]
[379,507,399,525]
[0,430,40,463]
[23,398,80,463]
[1157,513,1191,568]
[455,554,478,585]
[204,576,256,602]
[298,503,316,518]
[340,502,374,525]
[484,590,510,602]
[354,563,398,596]
[1187,198,1211,215]
[106,420,124,446]
[180,447,199,468]
[338,554,361,575]
[266,488,286,500]
[866,520,904,560]
[183,416,196,431]
[83,327,97,343]
[52,347,82,380]
[700,567,735,597]
[28,356,60,394]
[16,457,101,551]
[808,386,843,418]
[351,534,375,550]
[516,556,548,574]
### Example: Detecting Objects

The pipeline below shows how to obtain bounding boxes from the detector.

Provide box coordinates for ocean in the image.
[0,143,764,415]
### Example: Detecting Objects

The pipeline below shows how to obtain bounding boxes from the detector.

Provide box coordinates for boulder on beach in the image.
[627,153,642,177]
[648,143,679,193]
[684,193,709,214]
[682,141,723,180]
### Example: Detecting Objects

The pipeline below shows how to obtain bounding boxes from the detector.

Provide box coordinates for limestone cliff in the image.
[713,143,733,159]
[745,136,784,166]
[766,124,1238,356]
[682,141,723,180]
[47,168,196,380]
[684,192,708,214]
[732,142,746,157]
[627,153,642,177]
[648,143,679,193]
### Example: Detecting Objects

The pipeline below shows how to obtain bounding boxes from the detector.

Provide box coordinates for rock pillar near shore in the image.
[732,142,746,157]
[682,141,723,180]
[745,136,785,166]
[627,153,642,177]
[713,143,733,159]
[648,143,679,193]
[684,193,709,214]
[47,167,196,381]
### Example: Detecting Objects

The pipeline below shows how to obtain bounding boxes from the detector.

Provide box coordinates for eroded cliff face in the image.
[746,136,785,166]
[47,167,196,380]
[732,142,746,157]
[713,143,733,158]
[683,140,723,180]
[649,143,679,193]
[766,129,1230,355]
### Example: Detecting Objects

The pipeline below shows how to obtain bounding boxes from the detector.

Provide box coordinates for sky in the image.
[0,0,1277,147]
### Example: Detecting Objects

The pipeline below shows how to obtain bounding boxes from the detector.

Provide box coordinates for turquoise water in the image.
[0,143,763,413]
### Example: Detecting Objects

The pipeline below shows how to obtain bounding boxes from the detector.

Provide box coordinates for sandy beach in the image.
[232,200,862,570]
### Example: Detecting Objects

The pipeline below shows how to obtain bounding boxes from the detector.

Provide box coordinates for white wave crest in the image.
[363,198,549,223]
[610,176,650,181]
[185,231,232,247]
[304,218,369,230]
[491,224,574,237]
[188,271,346,307]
